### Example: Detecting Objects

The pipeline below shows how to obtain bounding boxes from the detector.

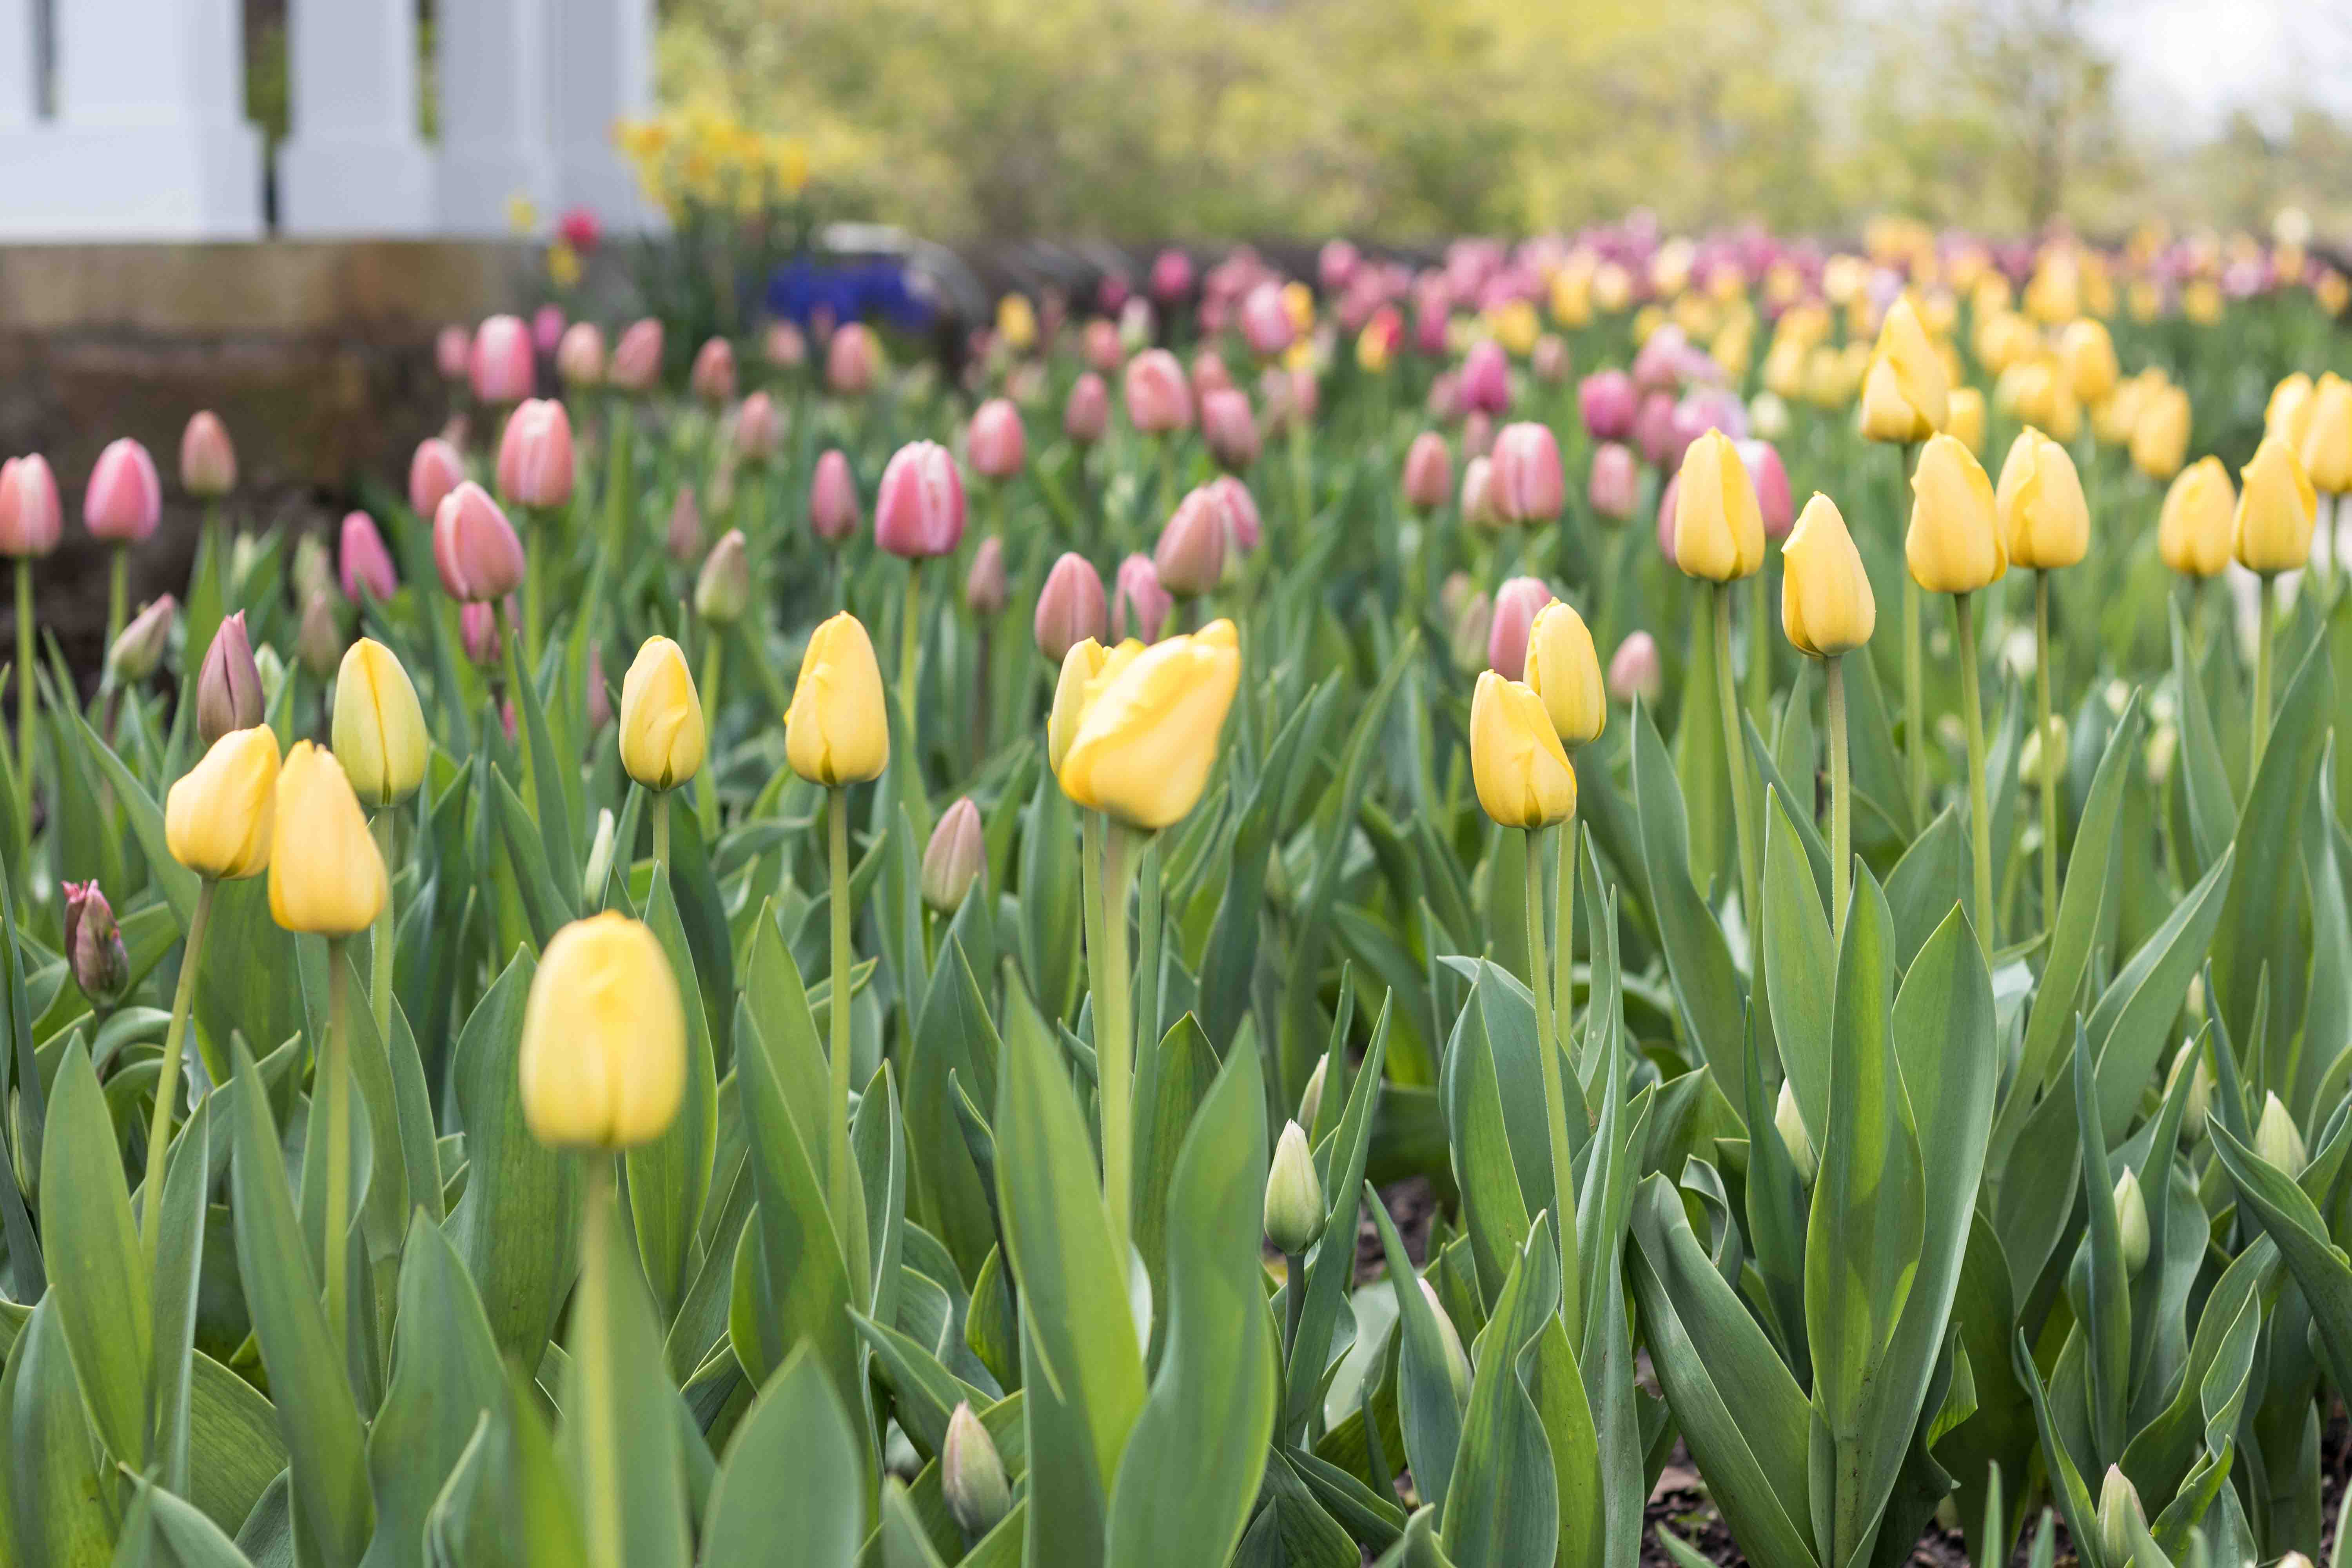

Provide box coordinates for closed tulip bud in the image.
[518,911,687,1149]
[1264,1120,1324,1253]
[1047,637,1131,774]
[432,482,526,602]
[190,610,257,743]
[787,612,890,787]
[1780,494,1877,659]
[1858,296,1949,444]
[1580,369,1637,441]
[1490,423,1564,524]
[0,454,63,557]
[1401,431,1452,513]
[470,314,534,403]
[965,397,1025,481]
[733,390,783,465]
[1200,387,1260,472]
[2058,318,2119,404]
[2111,1168,2150,1275]
[581,808,619,897]
[2165,1041,2213,1143]
[332,638,428,808]
[2018,715,2068,791]
[2097,1466,2143,1568]
[1191,349,1232,400]
[460,601,501,667]
[1124,348,1194,434]
[1488,576,1553,678]
[1906,433,2005,594]
[338,511,397,602]
[1057,620,1241,830]
[825,322,879,396]
[1418,1277,1473,1405]
[84,437,163,542]
[2157,457,2234,578]
[942,1402,1012,1538]
[1298,1055,1329,1134]
[295,590,343,680]
[555,321,606,389]
[1470,670,1577,829]
[921,796,986,914]
[1943,387,1987,456]
[108,593,175,683]
[965,535,1008,617]
[1774,1080,1816,1183]
[408,436,465,522]
[694,529,750,626]
[1738,439,1794,539]
[803,450,858,546]
[61,880,128,1009]
[1155,488,1228,598]
[2268,372,2316,449]
[1583,441,1638,524]
[689,337,736,404]
[2130,384,2191,480]
[1460,411,1494,461]
[609,318,664,393]
[1240,281,1295,358]
[2303,372,2352,492]
[166,726,277,879]
[1608,631,1662,706]
[1082,319,1123,374]
[619,636,706,791]
[2232,435,2317,573]
[763,319,808,370]
[2256,1090,2307,1174]
[1459,456,1497,530]
[1460,339,1510,416]
[1525,601,1604,747]
[1531,334,1569,386]
[1112,554,1172,643]
[1209,475,1261,557]
[434,323,471,381]
[179,411,236,498]
[1449,592,1494,675]
[1034,552,1108,663]
[1996,428,2090,570]
[267,741,387,935]
[494,398,575,508]
[874,441,967,559]
[2278,1555,2317,1568]
[1064,372,1111,444]
[290,534,335,613]
[1672,429,1767,582]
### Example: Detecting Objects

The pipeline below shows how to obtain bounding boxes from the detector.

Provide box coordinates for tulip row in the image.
[0,220,2348,1568]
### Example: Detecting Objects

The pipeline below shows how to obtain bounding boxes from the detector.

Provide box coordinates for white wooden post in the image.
[550,0,659,229]
[0,0,262,238]
[278,0,433,234]
[437,0,554,235]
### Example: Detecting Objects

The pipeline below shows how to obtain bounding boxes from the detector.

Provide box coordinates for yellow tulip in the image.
[996,294,1037,353]
[2091,372,2151,448]
[165,726,279,880]
[1907,433,2006,594]
[268,741,387,936]
[1761,338,1808,401]
[1996,428,2089,570]
[2267,373,2315,452]
[1994,357,2082,444]
[2302,372,2352,492]
[1523,601,1604,748]
[2057,318,2118,404]
[517,911,686,1149]
[1047,637,1142,775]
[1781,494,1876,657]
[2157,457,2234,579]
[2232,435,2318,574]
[1671,430,1766,583]
[618,636,706,791]
[1973,310,2035,375]
[330,638,428,808]
[1944,387,1986,456]
[1469,671,1577,830]
[786,613,889,788]
[1057,620,1241,830]
[1859,296,1948,443]
[2130,385,2190,481]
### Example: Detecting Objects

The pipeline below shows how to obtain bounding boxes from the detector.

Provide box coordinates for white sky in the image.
[2090,0,2352,140]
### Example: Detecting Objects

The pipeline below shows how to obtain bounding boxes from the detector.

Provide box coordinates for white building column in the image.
[0,0,262,239]
[0,0,34,130]
[550,0,659,230]
[277,0,434,235]
[437,0,554,235]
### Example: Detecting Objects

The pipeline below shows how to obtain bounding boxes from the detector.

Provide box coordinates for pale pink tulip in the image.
[83,438,162,543]
[873,441,966,559]
[0,455,63,557]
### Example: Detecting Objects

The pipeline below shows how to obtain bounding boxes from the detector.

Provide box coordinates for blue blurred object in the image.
[765,256,934,332]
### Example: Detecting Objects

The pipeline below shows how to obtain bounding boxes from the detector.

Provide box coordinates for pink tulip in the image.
[0,455,63,557]
[610,318,664,393]
[1632,325,1690,394]
[1035,552,1108,661]
[827,322,879,396]
[460,600,502,666]
[1579,370,1637,441]
[1736,439,1793,539]
[179,411,237,498]
[690,337,737,404]
[1488,576,1555,677]
[1531,335,1570,386]
[1462,410,1495,460]
[470,314,535,403]
[494,399,576,509]
[83,438,162,542]
[556,321,606,388]
[1191,349,1233,400]
[1112,553,1172,643]
[809,450,861,543]
[1125,349,1194,434]
[409,437,465,522]
[1318,240,1361,293]
[1155,488,1228,597]
[1588,442,1640,523]
[1240,281,1295,358]
[1655,473,1681,558]
[1064,373,1111,444]
[434,324,472,383]
[735,391,784,463]
[1608,631,1663,706]
[1426,371,1463,424]
[1633,391,1681,470]
[1460,456,1497,529]
[432,481,526,602]
[532,304,565,354]
[1083,319,1123,374]
[873,440,966,559]
[968,398,1027,480]
[1209,475,1261,554]
[1402,432,1453,514]
[1201,388,1260,471]
[1149,248,1194,303]
[667,485,703,564]
[764,319,807,368]
[339,510,397,601]
[1461,340,1510,415]
[1490,423,1565,524]
[1413,299,1450,358]
[965,536,1008,615]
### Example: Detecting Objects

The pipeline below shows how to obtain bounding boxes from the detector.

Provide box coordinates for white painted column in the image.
[0,0,35,130]
[0,0,262,238]
[549,0,660,230]
[437,0,554,235]
[278,0,434,235]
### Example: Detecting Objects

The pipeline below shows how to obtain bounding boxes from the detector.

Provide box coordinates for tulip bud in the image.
[2303,372,2352,493]
[1780,495,1877,659]
[332,638,428,809]
[1858,296,1949,443]
[1608,631,1662,707]
[731,390,782,466]
[921,796,986,914]
[1155,488,1228,599]
[1490,423,1564,524]
[1586,442,1639,524]
[2232,435,2317,574]
[1112,554,1172,644]
[1470,671,1577,830]
[1996,429,2090,570]
[1418,1278,1473,1405]
[1035,553,1108,663]
[2058,318,2118,405]
[689,337,736,404]
[1906,434,2006,595]
[1124,349,1194,434]
[1532,334,1569,386]
[179,411,237,498]
[108,594,176,684]
[2256,1091,2307,1174]
[1082,318,1123,374]
[942,1401,1012,1538]
[1264,1120,1325,1254]
[434,482,526,602]
[267,741,387,935]
[1579,369,1637,441]
[1487,577,1552,678]
[62,880,129,1009]
[1297,1055,1329,1134]
[408,437,465,523]
[295,590,343,680]
[1672,430,1767,583]
[494,399,576,510]
[338,511,397,603]
[2165,1041,2212,1144]
[763,319,807,370]
[1459,456,1497,530]
[1064,372,1111,444]
[2155,457,2233,579]
[518,911,687,1149]
[460,601,502,667]
[435,324,471,382]
[555,321,606,389]
[1200,387,1261,472]
[1449,592,1494,676]
[1525,601,1604,747]
[582,807,618,897]
[191,610,259,744]
[694,530,751,626]
[786,612,890,787]
[1401,432,1452,514]
[874,441,967,559]
[1738,439,1794,540]
[1460,339,1510,416]
[618,637,706,791]
[965,536,1008,617]
[1056,621,1241,830]
[2098,1466,2144,1568]
[826,323,879,397]
[0,454,63,557]
[1240,281,1295,358]
[2111,1168,2150,1276]
[470,314,535,404]
[609,318,664,394]
[84,437,163,542]
[966,398,1025,481]
[2131,384,2190,481]
[1047,638,1128,775]
[166,726,278,880]
[1774,1080,1816,1183]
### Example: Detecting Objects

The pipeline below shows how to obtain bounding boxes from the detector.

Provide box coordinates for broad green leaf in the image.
[5,1296,114,1567]
[703,1348,864,1568]
[1440,1222,1561,1568]
[39,1037,151,1467]
[626,871,721,1316]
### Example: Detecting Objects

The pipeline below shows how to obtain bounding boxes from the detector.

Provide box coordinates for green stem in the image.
[15,557,32,798]
[579,1154,626,1568]
[696,636,724,842]
[523,507,546,670]
[1095,820,1139,1272]
[107,546,128,654]
[1955,594,1993,956]
[1746,568,1770,735]
[370,810,397,1048]
[1713,582,1762,940]
[1526,827,1580,1332]
[652,786,671,871]
[900,559,922,745]
[827,786,856,1274]
[2034,572,2058,945]
[1282,1251,1308,1370]
[1900,442,1926,826]
[1826,656,1851,944]
[2252,575,2274,780]
[323,935,354,1379]
[604,397,633,565]
[142,880,216,1247]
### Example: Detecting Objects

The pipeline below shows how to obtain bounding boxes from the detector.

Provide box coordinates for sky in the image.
[2094,0,2352,140]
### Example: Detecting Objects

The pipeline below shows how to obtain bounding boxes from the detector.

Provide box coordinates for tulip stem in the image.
[1954,594,1993,956]
[604,396,633,566]
[900,561,922,748]
[523,508,546,671]
[577,1153,627,1568]
[107,546,128,656]
[1096,820,1139,1273]
[2034,572,2059,945]
[1901,442,1926,828]
[1713,583,1763,944]
[1554,814,1577,1077]
[1523,827,1580,1334]
[652,787,670,871]
[1281,1250,1308,1370]
[322,935,354,1380]
[370,809,398,1049]
[1826,656,1851,944]
[696,637,724,842]
[1746,569,1770,735]
[826,786,857,1278]
[14,557,33,801]
[2252,574,2275,780]
[141,879,216,1250]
